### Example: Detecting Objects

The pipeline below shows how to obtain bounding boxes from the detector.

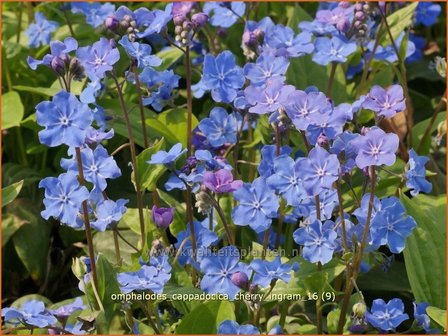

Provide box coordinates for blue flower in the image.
[217,320,260,334]
[406,149,432,196]
[370,197,416,253]
[200,246,248,300]
[25,12,59,48]
[284,89,332,131]
[49,297,85,318]
[198,107,240,148]
[137,3,173,38]
[175,219,219,267]
[244,52,289,86]
[204,2,246,28]
[71,2,115,28]
[363,85,406,118]
[415,2,441,27]
[264,25,314,58]
[353,193,382,226]
[299,146,340,196]
[148,143,186,165]
[305,107,347,145]
[91,199,128,231]
[245,80,295,115]
[117,265,167,294]
[80,79,103,104]
[289,189,338,222]
[2,300,57,328]
[149,254,172,282]
[258,145,292,178]
[293,220,337,264]
[312,36,357,66]
[369,33,416,63]
[36,90,93,148]
[118,36,162,68]
[298,20,338,36]
[200,51,245,103]
[39,173,89,228]
[266,155,307,206]
[249,256,298,287]
[365,298,409,331]
[63,145,121,191]
[232,178,279,233]
[413,302,440,334]
[406,34,425,63]
[77,38,120,79]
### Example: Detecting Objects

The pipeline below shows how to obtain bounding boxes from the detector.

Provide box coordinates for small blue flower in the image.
[217,320,260,334]
[204,2,246,28]
[299,146,340,196]
[49,297,85,318]
[415,2,441,27]
[258,145,292,178]
[312,35,357,66]
[149,254,172,282]
[2,300,57,328]
[266,155,307,206]
[305,108,347,146]
[413,301,440,334]
[63,145,121,192]
[406,149,432,196]
[25,12,59,48]
[264,25,314,58]
[91,199,128,231]
[365,298,409,331]
[117,265,166,294]
[80,79,103,104]
[200,246,248,300]
[298,20,338,36]
[369,33,416,64]
[148,143,186,165]
[249,256,298,288]
[36,90,93,148]
[77,38,120,79]
[200,51,245,103]
[119,36,162,68]
[370,197,416,254]
[198,107,240,148]
[232,178,279,233]
[244,52,289,86]
[293,220,337,265]
[28,37,77,70]
[137,3,173,38]
[71,2,115,28]
[39,173,89,228]
[245,80,295,115]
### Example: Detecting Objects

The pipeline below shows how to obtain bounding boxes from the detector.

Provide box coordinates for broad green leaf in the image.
[294,324,317,334]
[377,3,418,46]
[412,112,446,155]
[2,213,28,246]
[155,47,184,71]
[50,77,86,95]
[401,194,446,309]
[133,138,166,191]
[117,208,158,245]
[426,306,447,331]
[287,4,312,32]
[327,308,350,334]
[92,230,140,266]
[175,300,235,334]
[2,91,24,130]
[2,180,24,207]
[13,85,60,97]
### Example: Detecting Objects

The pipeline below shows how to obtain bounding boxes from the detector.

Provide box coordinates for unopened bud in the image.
[51,56,66,76]
[352,302,367,318]
[105,15,119,32]
[231,271,249,290]
[69,57,85,81]
[191,13,209,28]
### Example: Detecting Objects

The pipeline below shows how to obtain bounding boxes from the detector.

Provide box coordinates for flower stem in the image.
[111,74,146,248]
[209,194,234,245]
[335,179,349,252]
[75,147,99,307]
[336,167,376,334]
[185,46,193,157]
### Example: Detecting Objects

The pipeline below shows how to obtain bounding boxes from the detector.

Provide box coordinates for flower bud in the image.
[109,39,117,49]
[151,205,175,229]
[182,20,194,32]
[195,190,213,214]
[352,302,367,318]
[69,57,85,81]
[242,31,257,47]
[231,271,249,290]
[191,13,209,28]
[51,56,66,76]
[173,15,186,26]
[355,11,365,20]
[105,15,119,32]
[339,1,351,8]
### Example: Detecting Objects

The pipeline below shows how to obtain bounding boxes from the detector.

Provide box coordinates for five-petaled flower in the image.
[365,298,409,331]
[363,85,406,118]
[77,37,120,79]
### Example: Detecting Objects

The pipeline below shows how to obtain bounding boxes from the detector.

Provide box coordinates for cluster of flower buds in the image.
[173,3,208,47]
[353,2,370,40]
[194,188,213,214]
[105,14,139,42]
[242,28,264,60]
[50,54,85,81]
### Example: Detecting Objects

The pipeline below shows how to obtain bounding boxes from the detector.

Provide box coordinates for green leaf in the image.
[377,3,418,45]
[175,300,235,334]
[13,85,60,97]
[2,213,28,246]
[327,308,350,334]
[401,193,446,309]
[287,4,312,32]
[2,180,24,207]
[155,47,184,71]
[295,324,317,334]
[2,91,24,130]
[426,306,447,331]
[133,138,166,191]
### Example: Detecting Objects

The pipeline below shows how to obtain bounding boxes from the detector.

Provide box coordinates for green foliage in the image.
[412,112,446,155]
[2,180,24,207]
[1,91,24,130]
[133,137,167,191]
[426,306,447,331]
[401,193,447,309]
[377,3,419,46]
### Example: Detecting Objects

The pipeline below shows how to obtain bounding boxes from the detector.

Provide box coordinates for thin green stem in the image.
[335,179,349,253]
[209,194,234,245]
[327,62,338,99]
[185,46,193,157]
